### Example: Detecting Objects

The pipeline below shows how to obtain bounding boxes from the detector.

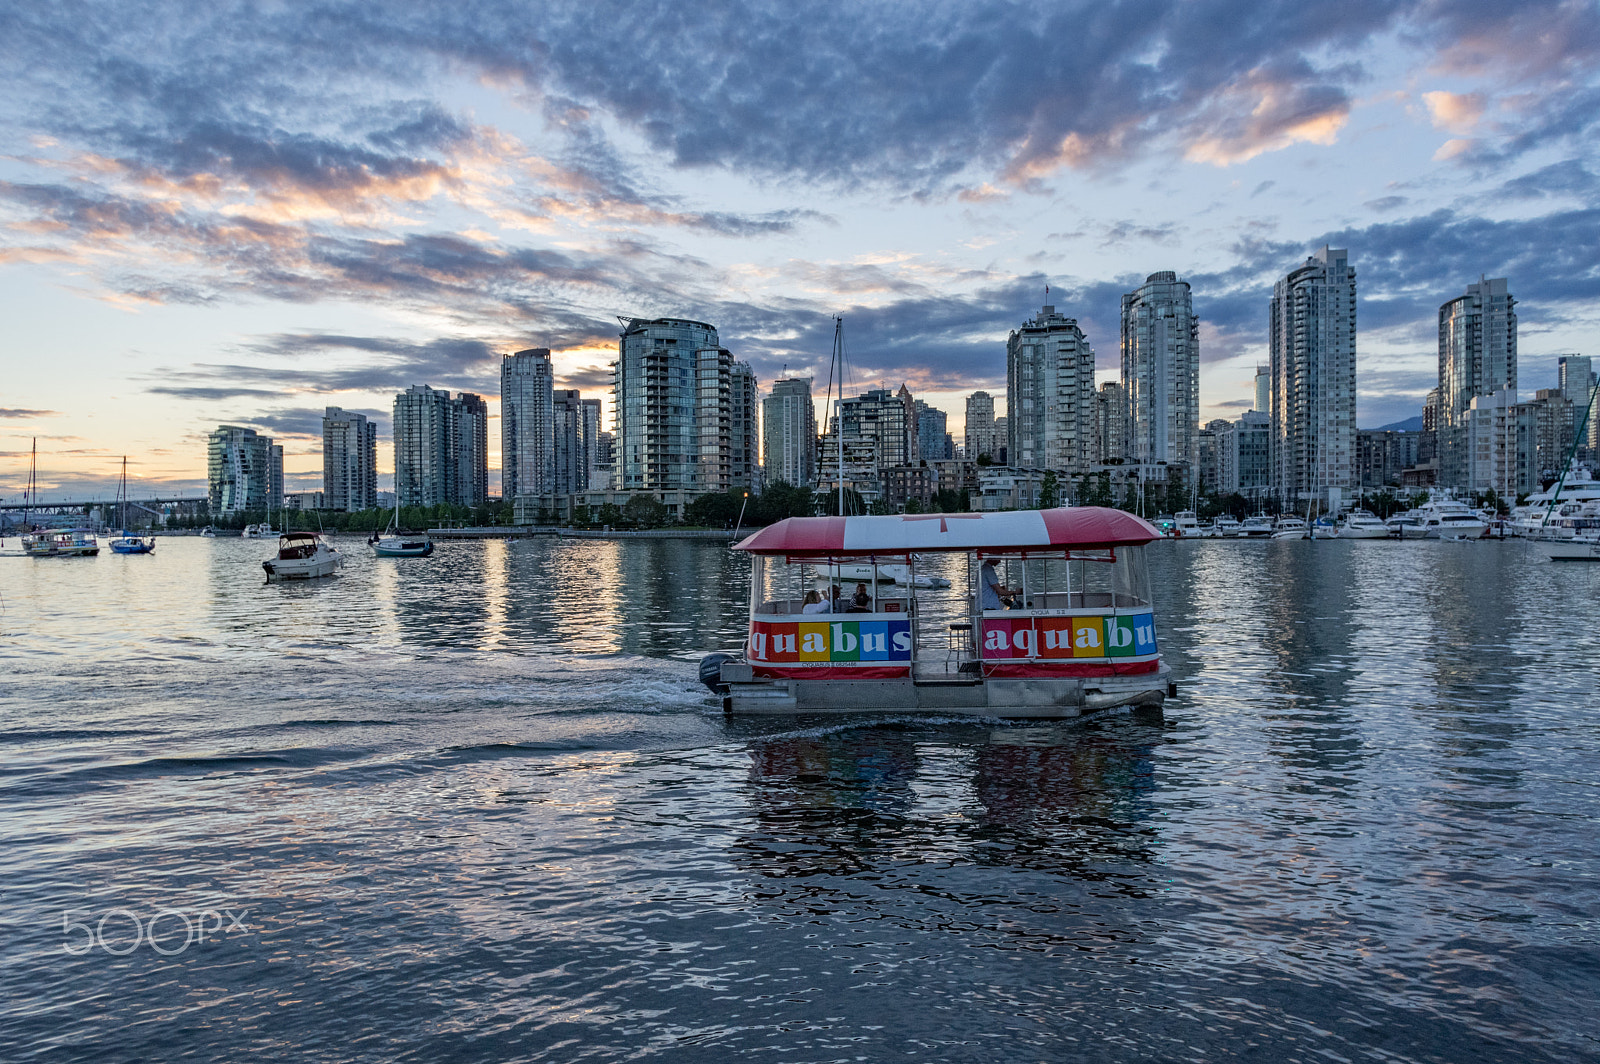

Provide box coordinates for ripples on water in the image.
[1,535,1596,1062]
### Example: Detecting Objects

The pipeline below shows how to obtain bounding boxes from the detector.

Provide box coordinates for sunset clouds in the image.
[1,0,1597,494]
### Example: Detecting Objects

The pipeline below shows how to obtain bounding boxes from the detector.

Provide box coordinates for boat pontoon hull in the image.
[718,664,1172,716]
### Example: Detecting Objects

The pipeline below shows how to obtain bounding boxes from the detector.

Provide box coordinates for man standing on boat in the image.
[980,559,1015,610]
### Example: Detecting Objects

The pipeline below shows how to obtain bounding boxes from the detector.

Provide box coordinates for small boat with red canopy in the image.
[702,506,1172,717]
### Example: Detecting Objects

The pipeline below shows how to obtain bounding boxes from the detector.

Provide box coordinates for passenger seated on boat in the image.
[847,583,873,613]
[829,585,845,613]
[980,560,1014,610]
[800,590,828,614]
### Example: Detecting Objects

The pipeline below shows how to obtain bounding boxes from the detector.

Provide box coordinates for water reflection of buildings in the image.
[733,723,1161,889]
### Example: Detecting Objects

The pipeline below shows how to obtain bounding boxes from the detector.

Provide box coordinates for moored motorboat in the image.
[1212,515,1242,538]
[1385,511,1428,539]
[263,531,342,581]
[1538,533,1600,561]
[1237,514,1274,539]
[1172,511,1203,537]
[1417,499,1487,540]
[701,507,1172,718]
[1270,516,1309,539]
[1337,510,1390,539]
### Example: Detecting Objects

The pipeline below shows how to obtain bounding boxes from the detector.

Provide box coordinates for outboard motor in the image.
[699,653,733,695]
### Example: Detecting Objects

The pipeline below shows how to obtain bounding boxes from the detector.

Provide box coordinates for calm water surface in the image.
[1,534,1597,1062]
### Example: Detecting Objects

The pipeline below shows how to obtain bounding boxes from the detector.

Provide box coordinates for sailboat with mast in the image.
[21,439,100,557]
[368,486,433,557]
[108,456,155,554]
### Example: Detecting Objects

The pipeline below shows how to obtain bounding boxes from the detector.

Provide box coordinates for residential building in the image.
[207,425,282,515]
[815,430,881,504]
[1218,410,1271,501]
[1269,246,1357,506]
[284,490,324,511]
[964,391,999,460]
[837,386,915,471]
[1528,388,1576,480]
[1121,271,1200,467]
[1465,387,1536,498]
[762,378,818,488]
[393,385,487,507]
[974,466,1047,511]
[880,464,939,512]
[591,432,615,490]
[501,348,556,499]
[993,417,1008,463]
[1095,381,1128,462]
[612,316,757,493]
[1254,364,1270,414]
[730,361,760,491]
[453,393,489,506]
[1008,304,1098,474]
[552,390,603,495]
[914,400,952,460]
[321,407,378,512]
[1438,277,1516,489]
[1198,418,1230,494]
[1356,430,1425,490]
[1558,354,1597,456]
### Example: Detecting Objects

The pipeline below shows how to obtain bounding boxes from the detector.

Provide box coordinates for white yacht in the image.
[1512,467,1600,536]
[1538,532,1600,561]
[1237,514,1274,539]
[1173,511,1204,537]
[1337,510,1391,539]
[262,532,342,582]
[1212,515,1242,538]
[1385,511,1428,539]
[1270,516,1309,540]
[242,523,279,539]
[1417,500,1487,540]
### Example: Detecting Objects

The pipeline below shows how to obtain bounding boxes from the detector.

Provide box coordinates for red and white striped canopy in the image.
[733,507,1161,556]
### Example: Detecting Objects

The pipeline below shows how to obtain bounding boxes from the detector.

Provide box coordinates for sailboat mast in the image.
[835,317,844,516]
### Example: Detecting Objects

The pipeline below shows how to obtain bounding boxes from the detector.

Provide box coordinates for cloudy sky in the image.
[3,0,1597,498]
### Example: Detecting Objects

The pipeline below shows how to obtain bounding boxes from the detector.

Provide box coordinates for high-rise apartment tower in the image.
[1121,271,1199,466]
[1269,247,1357,506]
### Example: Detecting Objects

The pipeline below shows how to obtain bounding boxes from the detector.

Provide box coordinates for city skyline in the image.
[3,1,1598,497]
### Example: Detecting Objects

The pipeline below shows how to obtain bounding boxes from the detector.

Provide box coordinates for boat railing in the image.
[756,597,912,618]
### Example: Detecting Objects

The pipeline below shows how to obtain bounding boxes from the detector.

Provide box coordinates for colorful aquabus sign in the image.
[749,619,913,663]
[982,612,1157,659]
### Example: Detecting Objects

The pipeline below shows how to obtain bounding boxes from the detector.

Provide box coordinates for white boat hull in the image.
[1539,536,1600,561]
[263,551,342,581]
[1427,523,1486,540]
[721,667,1171,717]
[1337,526,1391,539]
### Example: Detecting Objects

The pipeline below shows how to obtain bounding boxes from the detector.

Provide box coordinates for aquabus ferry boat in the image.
[702,506,1173,717]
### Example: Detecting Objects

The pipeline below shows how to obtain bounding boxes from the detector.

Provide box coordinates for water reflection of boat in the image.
[734,721,1159,884]
[704,507,1171,717]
